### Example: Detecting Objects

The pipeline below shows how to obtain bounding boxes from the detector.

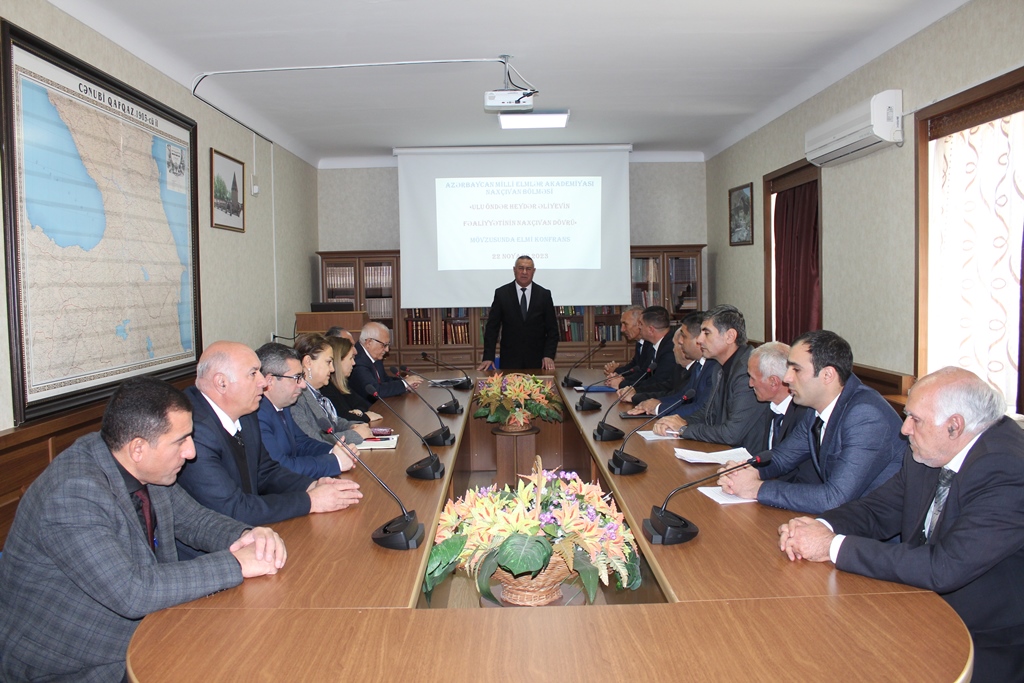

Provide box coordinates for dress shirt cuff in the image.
[829,535,845,564]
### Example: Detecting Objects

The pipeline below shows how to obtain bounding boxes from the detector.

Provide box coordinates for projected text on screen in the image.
[436,176,601,270]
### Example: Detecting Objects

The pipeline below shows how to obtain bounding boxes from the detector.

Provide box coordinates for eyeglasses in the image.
[269,373,305,384]
[365,338,391,348]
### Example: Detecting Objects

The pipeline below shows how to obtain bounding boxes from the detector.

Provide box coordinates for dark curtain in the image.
[774,181,821,344]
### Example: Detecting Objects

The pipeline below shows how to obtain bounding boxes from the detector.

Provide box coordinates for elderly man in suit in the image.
[255,342,358,479]
[603,305,645,383]
[176,341,361,554]
[478,255,559,371]
[350,321,422,403]
[779,367,1024,682]
[0,377,286,682]
[747,341,811,451]
[718,330,904,514]
[613,306,679,400]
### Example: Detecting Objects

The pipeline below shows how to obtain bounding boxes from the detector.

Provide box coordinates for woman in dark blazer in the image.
[321,336,383,424]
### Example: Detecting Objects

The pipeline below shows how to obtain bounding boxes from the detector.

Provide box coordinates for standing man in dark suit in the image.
[478,255,559,371]
[779,367,1024,682]
[177,341,361,550]
[255,343,358,479]
[0,377,286,682]
[351,321,422,403]
[719,330,904,514]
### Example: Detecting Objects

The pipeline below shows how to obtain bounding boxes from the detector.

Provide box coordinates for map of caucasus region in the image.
[16,57,194,402]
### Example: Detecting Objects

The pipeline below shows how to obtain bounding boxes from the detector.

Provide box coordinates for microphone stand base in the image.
[561,377,583,388]
[407,454,445,480]
[608,451,647,475]
[454,379,473,391]
[576,397,601,412]
[372,511,425,550]
[424,426,456,446]
[593,422,625,441]
[643,507,699,545]
[437,401,463,415]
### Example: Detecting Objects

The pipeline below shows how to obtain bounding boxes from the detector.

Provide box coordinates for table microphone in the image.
[366,384,445,480]
[561,339,606,388]
[386,367,455,445]
[316,418,424,550]
[643,451,772,545]
[593,363,656,441]
[608,390,695,475]
[420,351,473,390]
[400,365,462,414]
[576,372,622,412]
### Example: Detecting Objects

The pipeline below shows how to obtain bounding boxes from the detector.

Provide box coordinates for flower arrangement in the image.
[472,372,564,429]
[423,458,641,605]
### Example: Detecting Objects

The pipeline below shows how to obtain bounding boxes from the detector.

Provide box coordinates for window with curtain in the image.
[926,113,1023,411]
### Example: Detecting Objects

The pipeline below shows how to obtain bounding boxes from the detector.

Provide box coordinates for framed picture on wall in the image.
[0,21,202,423]
[210,148,245,231]
[728,182,753,246]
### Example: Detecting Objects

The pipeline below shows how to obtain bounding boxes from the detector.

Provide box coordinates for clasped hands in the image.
[777,517,835,563]
[230,527,287,577]
[716,459,762,499]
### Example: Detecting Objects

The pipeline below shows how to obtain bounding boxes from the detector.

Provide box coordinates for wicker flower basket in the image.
[498,415,532,433]
[492,552,576,606]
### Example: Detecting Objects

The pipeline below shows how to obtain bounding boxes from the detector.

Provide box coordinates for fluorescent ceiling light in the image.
[499,110,570,129]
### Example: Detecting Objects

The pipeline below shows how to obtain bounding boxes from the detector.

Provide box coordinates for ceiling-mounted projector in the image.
[484,89,534,112]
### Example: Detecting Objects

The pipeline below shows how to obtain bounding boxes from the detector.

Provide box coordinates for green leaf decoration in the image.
[422,535,466,600]
[476,549,501,605]
[573,548,599,604]
[619,546,643,591]
[495,533,552,577]
[472,407,490,419]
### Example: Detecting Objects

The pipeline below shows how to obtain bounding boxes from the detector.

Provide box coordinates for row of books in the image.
[364,264,393,289]
[631,290,662,308]
[631,257,659,283]
[443,308,471,318]
[406,308,432,318]
[405,319,432,345]
[324,266,356,292]
[594,323,624,342]
[443,320,471,345]
[594,305,622,315]
[555,305,586,316]
[366,298,393,319]
[560,319,586,342]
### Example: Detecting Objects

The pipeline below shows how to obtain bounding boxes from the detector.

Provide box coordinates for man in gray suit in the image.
[0,377,287,682]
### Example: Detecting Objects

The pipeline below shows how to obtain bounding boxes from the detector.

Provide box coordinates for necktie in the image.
[923,468,955,542]
[230,429,253,494]
[520,287,528,319]
[770,411,785,449]
[132,487,156,550]
[809,417,824,475]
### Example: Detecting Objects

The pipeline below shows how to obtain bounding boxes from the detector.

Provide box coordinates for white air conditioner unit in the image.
[805,89,903,167]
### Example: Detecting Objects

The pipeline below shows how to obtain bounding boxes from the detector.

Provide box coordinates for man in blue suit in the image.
[719,330,905,514]
[177,342,362,556]
[255,343,357,479]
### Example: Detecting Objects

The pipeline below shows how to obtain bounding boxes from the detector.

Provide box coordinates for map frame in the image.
[0,22,202,424]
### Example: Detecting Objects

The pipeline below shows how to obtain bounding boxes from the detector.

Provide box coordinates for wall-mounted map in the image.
[2,24,200,422]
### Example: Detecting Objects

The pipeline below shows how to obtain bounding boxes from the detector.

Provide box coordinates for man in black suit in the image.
[350,321,422,403]
[478,255,559,371]
[779,367,1024,682]
[603,305,645,383]
[177,341,362,556]
[614,306,678,400]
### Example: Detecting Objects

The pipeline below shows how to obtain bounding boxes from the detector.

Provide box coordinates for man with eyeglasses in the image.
[255,343,359,479]
[478,254,559,372]
[351,321,423,403]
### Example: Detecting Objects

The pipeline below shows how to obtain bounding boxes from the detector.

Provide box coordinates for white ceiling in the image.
[47,0,971,168]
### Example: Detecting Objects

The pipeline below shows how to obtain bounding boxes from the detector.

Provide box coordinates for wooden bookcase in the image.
[316,246,704,370]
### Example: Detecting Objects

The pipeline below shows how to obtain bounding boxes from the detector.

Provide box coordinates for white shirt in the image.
[769,395,793,447]
[518,282,533,310]
[199,390,242,436]
[825,432,982,563]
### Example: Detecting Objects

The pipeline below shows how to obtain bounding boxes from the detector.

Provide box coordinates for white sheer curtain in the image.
[928,113,1023,411]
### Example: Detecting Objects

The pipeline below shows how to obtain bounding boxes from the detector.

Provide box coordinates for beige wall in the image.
[0,0,318,429]
[317,160,708,250]
[706,0,1024,373]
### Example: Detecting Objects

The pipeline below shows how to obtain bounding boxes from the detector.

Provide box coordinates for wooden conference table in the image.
[128,371,972,682]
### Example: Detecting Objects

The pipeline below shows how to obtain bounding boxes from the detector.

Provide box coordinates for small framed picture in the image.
[728,182,753,246]
[211,149,245,232]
